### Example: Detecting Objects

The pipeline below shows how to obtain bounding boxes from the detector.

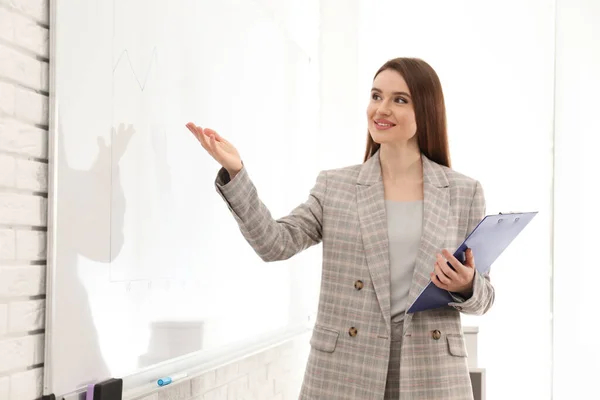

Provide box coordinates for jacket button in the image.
[349,327,358,337]
[354,280,364,290]
[432,329,441,340]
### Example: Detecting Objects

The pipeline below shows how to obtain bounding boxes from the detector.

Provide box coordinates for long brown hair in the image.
[363,58,451,168]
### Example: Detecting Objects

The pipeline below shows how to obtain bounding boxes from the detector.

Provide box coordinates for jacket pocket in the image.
[446,334,468,357]
[310,325,339,353]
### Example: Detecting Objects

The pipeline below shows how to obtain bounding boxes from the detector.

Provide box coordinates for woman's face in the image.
[367,69,417,146]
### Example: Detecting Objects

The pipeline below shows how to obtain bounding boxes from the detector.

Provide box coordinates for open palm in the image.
[186,122,243,176]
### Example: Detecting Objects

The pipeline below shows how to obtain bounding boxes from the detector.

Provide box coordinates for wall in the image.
[318,0,365,168]
[552,0,600,398]
[0,0,315,399]
[0,0,50,398]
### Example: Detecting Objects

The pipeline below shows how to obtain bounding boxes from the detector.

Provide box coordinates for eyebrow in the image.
[371,87,412,98]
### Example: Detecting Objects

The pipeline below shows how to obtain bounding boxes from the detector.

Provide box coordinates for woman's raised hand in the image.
[186,122,243,178]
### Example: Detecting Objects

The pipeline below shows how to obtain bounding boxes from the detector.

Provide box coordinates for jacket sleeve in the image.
[448,180,496,315]
[214,166,326,262]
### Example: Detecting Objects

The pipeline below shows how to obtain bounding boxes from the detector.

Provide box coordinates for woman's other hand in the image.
[430,248,476,297]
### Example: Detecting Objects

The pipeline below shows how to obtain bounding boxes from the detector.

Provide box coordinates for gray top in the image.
[385,200,424,322]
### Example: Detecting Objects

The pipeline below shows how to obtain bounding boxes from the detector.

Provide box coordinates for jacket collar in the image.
[357,149,449,189]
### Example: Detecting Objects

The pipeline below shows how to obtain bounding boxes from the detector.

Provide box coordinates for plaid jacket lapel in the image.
[356,150,450,336]
[356,151,391,336]
[403,154,450,332]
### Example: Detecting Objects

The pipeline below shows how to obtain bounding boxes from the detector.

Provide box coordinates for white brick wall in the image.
[0,0,50,398]
[0,1,313,399]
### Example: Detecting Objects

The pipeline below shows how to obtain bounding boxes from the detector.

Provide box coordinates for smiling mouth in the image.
[374,120,396,129]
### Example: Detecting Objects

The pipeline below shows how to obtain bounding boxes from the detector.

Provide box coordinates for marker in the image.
[86,384,95,400]
[157,372,188,386]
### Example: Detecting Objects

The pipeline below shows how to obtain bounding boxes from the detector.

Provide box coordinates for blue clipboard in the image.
[407,211,538,314]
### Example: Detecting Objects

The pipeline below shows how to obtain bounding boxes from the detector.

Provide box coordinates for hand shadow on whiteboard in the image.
[51,119,132,391]
[53,118,207,392]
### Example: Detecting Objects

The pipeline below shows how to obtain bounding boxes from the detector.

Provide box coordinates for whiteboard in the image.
[45,0,320,396]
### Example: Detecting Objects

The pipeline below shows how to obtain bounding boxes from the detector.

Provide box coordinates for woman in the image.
[185,57,494,400]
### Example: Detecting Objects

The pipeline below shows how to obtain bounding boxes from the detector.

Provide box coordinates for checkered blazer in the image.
[215,150,495,399]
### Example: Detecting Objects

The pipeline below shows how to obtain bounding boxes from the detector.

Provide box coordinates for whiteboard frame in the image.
[58,324,311,399]
[43,0,59,394]
[43,0,316,398]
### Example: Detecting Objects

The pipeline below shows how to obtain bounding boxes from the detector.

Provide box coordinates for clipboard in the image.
[406,211,538,314]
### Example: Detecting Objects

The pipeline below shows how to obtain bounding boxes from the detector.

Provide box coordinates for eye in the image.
[371,93,381,100]
[395,97,408,104]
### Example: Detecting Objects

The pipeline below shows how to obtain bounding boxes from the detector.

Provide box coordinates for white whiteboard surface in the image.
[45,0,320,396]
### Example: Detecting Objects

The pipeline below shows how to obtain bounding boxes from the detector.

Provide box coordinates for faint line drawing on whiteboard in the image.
[112,48,158,91]
[109,0,174,283]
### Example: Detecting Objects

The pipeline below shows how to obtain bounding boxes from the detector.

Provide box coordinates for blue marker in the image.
[157,372,188,386]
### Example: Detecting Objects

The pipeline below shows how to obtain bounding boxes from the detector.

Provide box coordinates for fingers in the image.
[186,123,226,148]
[204,128,225,143]
[431,268,449,287]
[465,248,475,268]
[186,122,200,140]
[432,253,455,287]
[431,249,476,291]
[441,249,467,272]
[436,254,459,281]
[186,122,209,150]
[208,133,220,155]
[185,122,196,133]
[430,267,448,290]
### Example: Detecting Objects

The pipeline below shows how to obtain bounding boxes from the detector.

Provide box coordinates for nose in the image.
[377,101,392,116]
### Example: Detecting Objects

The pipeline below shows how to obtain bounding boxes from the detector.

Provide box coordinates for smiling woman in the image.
[187,56,494,399]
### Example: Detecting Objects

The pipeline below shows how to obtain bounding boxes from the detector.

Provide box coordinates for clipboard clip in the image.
[499,211,523,223]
